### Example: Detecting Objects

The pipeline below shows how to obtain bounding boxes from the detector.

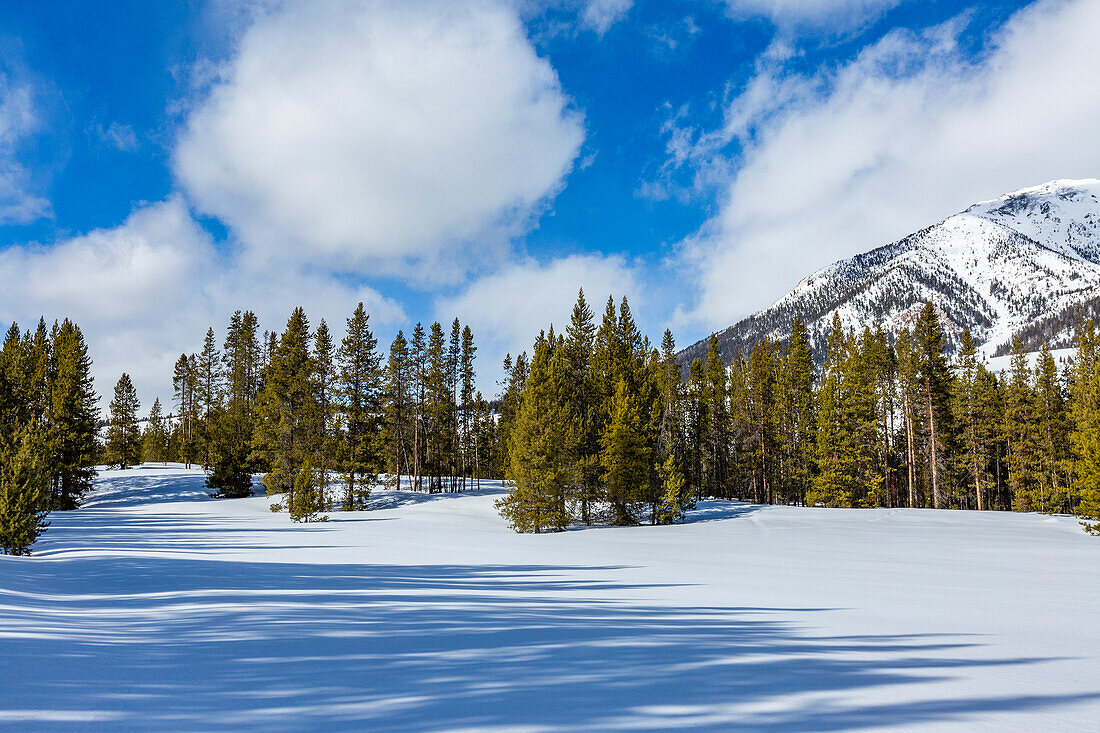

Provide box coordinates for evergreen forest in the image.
[6,292,1100,553]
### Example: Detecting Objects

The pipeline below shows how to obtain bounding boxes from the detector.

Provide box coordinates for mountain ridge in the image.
[679,178,1100,367]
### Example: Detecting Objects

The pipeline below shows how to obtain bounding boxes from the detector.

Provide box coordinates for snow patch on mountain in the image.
[966,179,1100,262]
[680,179,1100,366]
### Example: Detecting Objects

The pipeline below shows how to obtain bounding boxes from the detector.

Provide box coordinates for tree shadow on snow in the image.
[367,482,511,511]
[79,467,235,509]
[681,500,766,524]
[1,557,1096,732]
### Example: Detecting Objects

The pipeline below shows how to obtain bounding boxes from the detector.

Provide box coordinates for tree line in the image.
[497,295,1100,533]
[148,304,503,521]
[7,294,1100,552]
[0,319,98,554]
[496,291,694,531]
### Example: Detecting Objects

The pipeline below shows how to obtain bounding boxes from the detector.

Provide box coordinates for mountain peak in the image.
[679,179,1100,367]
[981,178,1100,201]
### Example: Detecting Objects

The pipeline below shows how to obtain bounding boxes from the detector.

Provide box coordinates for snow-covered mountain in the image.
[679,179,1100,366]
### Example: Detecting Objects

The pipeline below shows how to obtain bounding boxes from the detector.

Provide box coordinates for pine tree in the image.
[1033,343,1069,513]
[656,329,689,506]
[591,296,620,421]
[288,458,326,523]
[810,315,854,507]
[602,378,652,525]
[865,326,897,507]
[459,325,476,490]
[685,358,706,499]
[141,398,169,464]
[423,323,449,493]
[0,323,25,430]
[974,367,1006,510]
[563,289,601,523]
[471,391,490,488]
[337,303,382,508]
[105,374,141,469]
[654,453,691,524]
[914,303,952,509]
[205,403,255,498]
[496,351,527,480]
[745,338,778,504]
[312,320,335,508]
[0,320,51,435]
[27,319,51,428]
[701,335,730,498]
[206,311,261,499]
[252,308,316,509]
[951,331,993,510]
[775,318,815,505]
[48,320,98,509]
[195,327,224,467]
[409,323,426,491]
[1069,321,1100,532]
[384,331,412,491]
[1004,336,1039,511]
[447,318,462,491]
[895,328,921,507]
[224,311,263,407]
[173,353,198,468]
[0,427,49,555]
[846,328,885,507]
[497,335,569,532]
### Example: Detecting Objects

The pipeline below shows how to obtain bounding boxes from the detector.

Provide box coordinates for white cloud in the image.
[723,0,903,32]
[0,196,405,412]
[93,121,139,152]
[676,0,1100,332]
[175,0,584,282]
[0,197,217,409]
[0,69,49,223]
[436,254,644,393]
[581,0,633,35]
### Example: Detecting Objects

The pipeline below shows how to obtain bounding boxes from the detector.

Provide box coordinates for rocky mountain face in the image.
[679,179,1100,367]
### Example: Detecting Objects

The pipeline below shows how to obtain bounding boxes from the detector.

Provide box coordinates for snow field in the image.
[2,464,1099,731]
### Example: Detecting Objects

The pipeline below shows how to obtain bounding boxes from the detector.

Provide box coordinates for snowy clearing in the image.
[2,464,1100,731]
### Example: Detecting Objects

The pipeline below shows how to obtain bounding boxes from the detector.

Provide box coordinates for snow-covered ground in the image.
[984,347,1075,374]
[3,464,1100,731]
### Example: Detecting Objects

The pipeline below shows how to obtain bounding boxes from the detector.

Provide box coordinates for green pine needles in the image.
[0,428,50,555]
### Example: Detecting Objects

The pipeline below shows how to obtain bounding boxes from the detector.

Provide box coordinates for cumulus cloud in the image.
[723,0,904,33]
[581,0,633,35]
[436,254,644,391]
[675,0,1100,332]
[0,68,49,223]
[2,0,589,408]
[0,196,404,411]
[0,197,218,407]
[175,0,584,282]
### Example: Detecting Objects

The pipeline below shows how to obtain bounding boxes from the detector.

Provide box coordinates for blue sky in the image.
[0,0,1096,405]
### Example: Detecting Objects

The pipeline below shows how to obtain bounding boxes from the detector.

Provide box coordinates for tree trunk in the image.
[906,408,916,508]
[928,392,940,509]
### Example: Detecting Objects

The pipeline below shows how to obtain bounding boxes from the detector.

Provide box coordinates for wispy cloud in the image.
[92,121,139,152]
[674,0,1100,332]
[722,0,905,34]
[581,0,633,35]
[0,67,49,223]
